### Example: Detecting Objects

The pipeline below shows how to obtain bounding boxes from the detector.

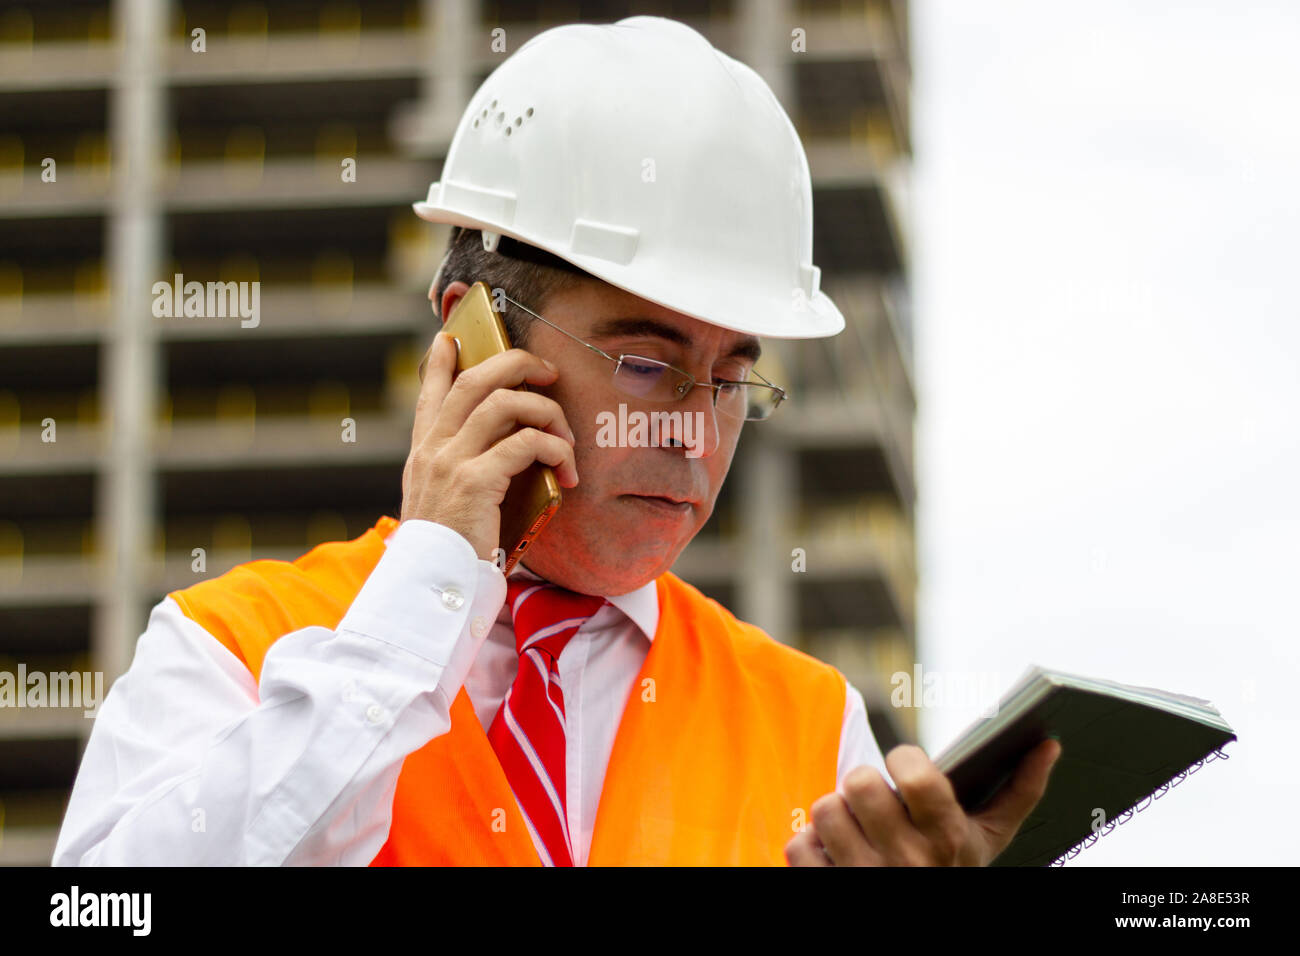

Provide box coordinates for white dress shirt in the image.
[52,518,893,866]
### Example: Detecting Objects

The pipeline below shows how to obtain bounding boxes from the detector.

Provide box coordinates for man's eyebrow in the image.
[588,317,762,363]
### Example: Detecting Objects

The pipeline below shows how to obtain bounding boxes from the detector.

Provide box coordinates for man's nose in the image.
[667,383,722,459]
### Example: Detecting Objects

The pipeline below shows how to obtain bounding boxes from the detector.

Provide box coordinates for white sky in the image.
[912,0,1300,864]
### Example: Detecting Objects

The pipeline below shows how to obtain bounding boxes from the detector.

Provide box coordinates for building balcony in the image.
[162,156,431,212]
[167,31,424,86]
[0,823,60,866]
[0,40,116,92]
[0,167,111,218]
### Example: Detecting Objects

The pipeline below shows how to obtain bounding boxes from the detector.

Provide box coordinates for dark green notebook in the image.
[930,666,1236,866]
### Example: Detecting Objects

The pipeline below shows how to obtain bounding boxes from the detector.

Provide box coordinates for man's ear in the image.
[438,281,471,327]
[428,276,443,323]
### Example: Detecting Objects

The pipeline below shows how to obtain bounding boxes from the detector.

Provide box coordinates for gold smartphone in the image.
[422,281,562,574]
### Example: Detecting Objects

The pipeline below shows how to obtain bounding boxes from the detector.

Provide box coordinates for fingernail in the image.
[544,358,558,372]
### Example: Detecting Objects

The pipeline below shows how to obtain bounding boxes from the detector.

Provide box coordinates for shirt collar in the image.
[379,519,659,643]
[508,561,659,643]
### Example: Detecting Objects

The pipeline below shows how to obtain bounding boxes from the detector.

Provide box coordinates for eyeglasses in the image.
[498,293,787,422]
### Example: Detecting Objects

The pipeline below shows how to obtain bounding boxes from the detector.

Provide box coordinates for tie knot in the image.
[505,578,608,659]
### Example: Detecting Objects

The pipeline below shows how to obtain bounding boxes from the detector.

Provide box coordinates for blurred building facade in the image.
[0,0,914,865]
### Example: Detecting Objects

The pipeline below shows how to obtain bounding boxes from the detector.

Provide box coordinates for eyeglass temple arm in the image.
[500,293,621,363]
[502,292,785,396]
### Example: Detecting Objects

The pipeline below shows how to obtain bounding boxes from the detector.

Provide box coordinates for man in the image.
[53,16,1059,866]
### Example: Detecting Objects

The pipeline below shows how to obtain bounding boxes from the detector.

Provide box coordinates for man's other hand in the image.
[785,738,1062,866]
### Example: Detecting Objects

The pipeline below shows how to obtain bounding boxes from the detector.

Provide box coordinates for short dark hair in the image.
[431,226,594,349]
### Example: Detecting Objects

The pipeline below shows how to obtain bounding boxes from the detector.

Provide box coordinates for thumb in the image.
[973,738,1062,839]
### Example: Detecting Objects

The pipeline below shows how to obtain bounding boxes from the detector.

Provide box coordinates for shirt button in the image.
[471,615,489,638]
[440,587,465,611]
[365,703,386,724]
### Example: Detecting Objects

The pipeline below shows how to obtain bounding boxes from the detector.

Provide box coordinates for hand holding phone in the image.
[402,282,576,572]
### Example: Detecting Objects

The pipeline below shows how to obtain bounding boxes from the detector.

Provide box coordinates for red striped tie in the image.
[488,577,608,867]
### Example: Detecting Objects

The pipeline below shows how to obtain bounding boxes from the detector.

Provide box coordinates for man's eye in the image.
[623,360,664,377]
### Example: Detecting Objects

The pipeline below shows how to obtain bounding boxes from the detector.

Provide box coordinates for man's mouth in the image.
[623,494,696,513]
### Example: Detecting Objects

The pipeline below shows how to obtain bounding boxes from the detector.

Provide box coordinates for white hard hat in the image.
[413,15,844,341]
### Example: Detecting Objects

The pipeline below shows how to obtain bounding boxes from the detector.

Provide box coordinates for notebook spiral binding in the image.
[1047,743,1233,866]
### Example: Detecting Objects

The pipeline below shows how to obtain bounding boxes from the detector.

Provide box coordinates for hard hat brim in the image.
[413,200,846,342]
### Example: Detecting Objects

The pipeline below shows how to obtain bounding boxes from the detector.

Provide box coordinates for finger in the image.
[810,791,884,867]
[474,427,579,489]
[784,826,832,868]
[434,347,560,441]
[454,388,577,458]
[838,764,929,864]
[417,339,433,384]
[883,745,970,862]
[412,332,459,447]
[973,738,1062,837]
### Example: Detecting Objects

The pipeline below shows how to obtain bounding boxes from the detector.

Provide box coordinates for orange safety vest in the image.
[168,515,846,865]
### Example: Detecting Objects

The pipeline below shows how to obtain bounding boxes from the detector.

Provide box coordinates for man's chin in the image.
[521,533,683,595]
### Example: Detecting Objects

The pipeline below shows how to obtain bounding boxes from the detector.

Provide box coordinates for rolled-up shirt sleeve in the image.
[52,519,505,866]
[837,682,896,791]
